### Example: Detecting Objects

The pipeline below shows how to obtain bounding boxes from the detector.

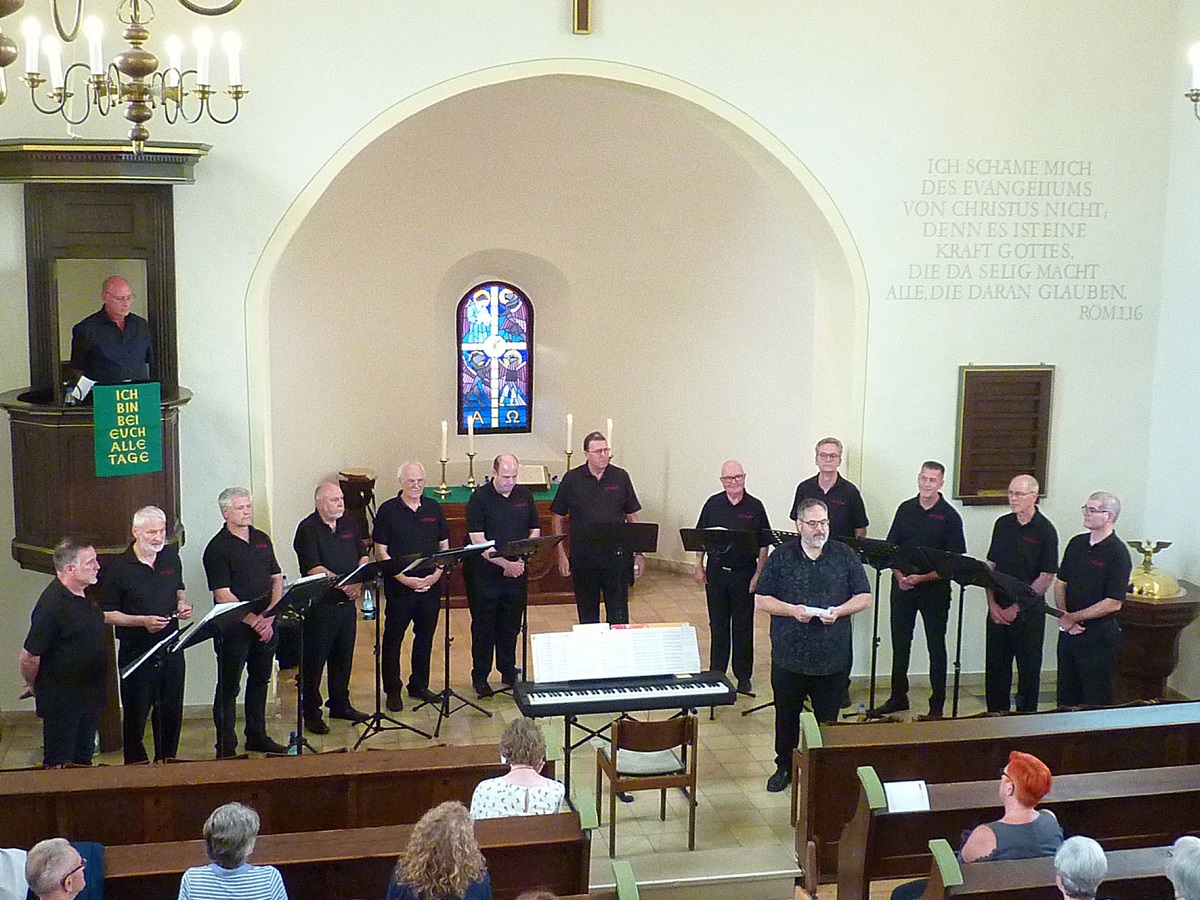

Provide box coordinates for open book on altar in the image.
[529,622,702,683]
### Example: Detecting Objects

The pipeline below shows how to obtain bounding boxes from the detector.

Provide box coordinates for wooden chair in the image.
[595,715,698,857]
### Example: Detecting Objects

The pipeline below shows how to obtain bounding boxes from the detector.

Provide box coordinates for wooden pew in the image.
[791,700,1200,889]
[837,763,1200,900]
[920,838,1175,900]
[103,810,591,900]
[0,744,508,847]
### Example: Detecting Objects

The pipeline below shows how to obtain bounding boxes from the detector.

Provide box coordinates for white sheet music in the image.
[530,624,702,683]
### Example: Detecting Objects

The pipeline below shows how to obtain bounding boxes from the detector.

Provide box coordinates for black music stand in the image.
[261,573,337,754]
[741,529,798,717]
[681,527,763,712]
[921,548,1032,718]
[120,620,194,761]
[407,542,495,738]
[576,522,659,572]
[347,557,433,748]
[488,534,566,695]
[171,598,255,758]
[840,536,904,713]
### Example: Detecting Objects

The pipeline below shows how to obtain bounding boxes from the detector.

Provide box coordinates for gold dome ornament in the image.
[1126,540,1183,600]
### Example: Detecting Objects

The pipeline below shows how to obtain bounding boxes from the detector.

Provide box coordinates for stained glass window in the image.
[457,281,533,434]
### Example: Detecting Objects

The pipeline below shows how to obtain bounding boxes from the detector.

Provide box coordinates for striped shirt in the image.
[178,863,288,900]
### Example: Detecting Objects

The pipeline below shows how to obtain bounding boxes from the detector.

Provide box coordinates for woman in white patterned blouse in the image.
[470,717,565,819]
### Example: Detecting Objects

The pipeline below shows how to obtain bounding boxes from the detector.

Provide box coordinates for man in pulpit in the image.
[69,275,152,386]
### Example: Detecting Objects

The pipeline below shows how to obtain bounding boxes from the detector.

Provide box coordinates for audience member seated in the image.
[891,750,1064,900]
[388,801,492,900]
[0,847,28,900]
[1168,836,1200,900]
[24,839,85,900]
[1055,836,1107,900]
[179,802,288,900]
[470,718,565,819]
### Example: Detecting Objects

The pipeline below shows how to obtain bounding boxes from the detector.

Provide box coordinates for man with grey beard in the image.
[755,498,871,793]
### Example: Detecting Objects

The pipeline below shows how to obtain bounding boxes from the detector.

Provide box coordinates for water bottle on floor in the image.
[362,583,376,620]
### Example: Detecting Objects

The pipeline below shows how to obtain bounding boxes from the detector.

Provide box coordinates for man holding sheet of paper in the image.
[755,498,871,793]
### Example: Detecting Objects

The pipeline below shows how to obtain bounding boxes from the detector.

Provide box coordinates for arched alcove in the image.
[249,62,869,558]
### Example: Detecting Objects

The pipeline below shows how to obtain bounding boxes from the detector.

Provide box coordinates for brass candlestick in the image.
[466,452,477,489]
[434,458,451,498]
[564,450,573,477]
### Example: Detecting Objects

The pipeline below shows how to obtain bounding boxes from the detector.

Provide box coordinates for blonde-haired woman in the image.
[387,802,491,900]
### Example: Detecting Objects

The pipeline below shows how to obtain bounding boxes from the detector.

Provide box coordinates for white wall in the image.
[1153,1,1200,697]
[0,1,1190,708]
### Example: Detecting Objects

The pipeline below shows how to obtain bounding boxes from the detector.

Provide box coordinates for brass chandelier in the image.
[0,0,246,152]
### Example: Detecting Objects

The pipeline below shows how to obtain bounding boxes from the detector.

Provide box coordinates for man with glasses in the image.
[24,839,86,900]
[18,538,108,767]
[373,462,449,712]
[1054,491,1132,707]
[789,437,869,541]
[790,436,869,708]
[984,475,1058,713]
[694,460,771,695]
[871,461,966,720]
[69,275,152,386]
[467,453,540,698]
[755,498,871,792]
[552,431,644,624]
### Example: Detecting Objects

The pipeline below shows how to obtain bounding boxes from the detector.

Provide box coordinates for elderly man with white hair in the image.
[1053,491,1132,707]
[984,474,1059,713]
[24,839,85,900]
[1054,836,1107,900]
[102,505,193,763]
[203,487,286,757]
[1168,835,1200,900]
[372,463,449,713]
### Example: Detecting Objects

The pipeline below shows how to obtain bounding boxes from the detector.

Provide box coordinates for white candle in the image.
[1190,42,1200,91]
[221,31,241,86]
[566,413,573,450]
[193,26,212,86]
[467,415,475,453]
[440,420,448,460]
[22,18,41,77]
[607,418,614,453]
[82,16,103,76]
[42,35,63,90]
[164,35,182,88]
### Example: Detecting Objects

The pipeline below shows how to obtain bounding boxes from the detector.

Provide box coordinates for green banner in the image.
[93,382,163,477]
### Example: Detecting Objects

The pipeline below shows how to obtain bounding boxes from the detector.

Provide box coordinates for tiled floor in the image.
[1,569,1023,898]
